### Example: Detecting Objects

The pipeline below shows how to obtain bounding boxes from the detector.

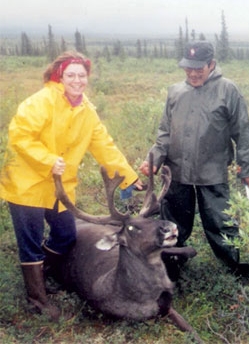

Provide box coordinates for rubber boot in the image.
[42,244,64,283]
[217,246,249,278]
[230,262,249,278]
[21,263,61,321]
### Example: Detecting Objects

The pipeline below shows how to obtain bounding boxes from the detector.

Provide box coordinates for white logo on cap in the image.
[190,48,195,56]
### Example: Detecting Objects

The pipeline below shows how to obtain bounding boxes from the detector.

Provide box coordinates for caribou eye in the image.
[127,225,134,231]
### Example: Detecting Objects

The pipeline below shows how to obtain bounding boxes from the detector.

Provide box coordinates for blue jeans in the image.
[8,201,77,263]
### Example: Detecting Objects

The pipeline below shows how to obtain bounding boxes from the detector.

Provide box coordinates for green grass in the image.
[1,56,249,343]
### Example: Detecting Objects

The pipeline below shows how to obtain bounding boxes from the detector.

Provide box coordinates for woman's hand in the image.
[52,157,66,175]
[133,178,146,191]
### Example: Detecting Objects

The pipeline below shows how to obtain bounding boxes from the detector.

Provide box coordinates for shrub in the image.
[223,164,249,256]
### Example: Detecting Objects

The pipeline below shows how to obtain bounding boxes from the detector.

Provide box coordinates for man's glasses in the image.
[184,67,205,75]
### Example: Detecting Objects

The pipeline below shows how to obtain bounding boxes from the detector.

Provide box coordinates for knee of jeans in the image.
[46,232,76,255]
[18,247,45,263]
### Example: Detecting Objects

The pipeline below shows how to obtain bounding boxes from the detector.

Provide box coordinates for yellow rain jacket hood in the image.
[0,82,138,210]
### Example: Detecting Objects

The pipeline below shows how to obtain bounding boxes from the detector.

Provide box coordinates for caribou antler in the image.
[157,165,171,203]
[100,167,129,221]
[53,168,129,225]
[139,153,171,217]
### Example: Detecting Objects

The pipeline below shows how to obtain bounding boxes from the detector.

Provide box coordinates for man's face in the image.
[184,60,216,87]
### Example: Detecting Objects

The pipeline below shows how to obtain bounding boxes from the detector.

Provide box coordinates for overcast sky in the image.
[1,0,249,39]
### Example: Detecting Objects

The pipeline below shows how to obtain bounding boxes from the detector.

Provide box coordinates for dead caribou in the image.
[53,155,202,342]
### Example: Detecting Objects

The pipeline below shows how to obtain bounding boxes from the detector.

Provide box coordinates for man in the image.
[140,41,249,278]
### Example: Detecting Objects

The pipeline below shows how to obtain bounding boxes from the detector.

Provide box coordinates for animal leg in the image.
[167,307,203,344]
[162,246,197,259]
[157,291,172,317]
[158,292,202,342]
[168,307,203,344]
[161,247,197,281]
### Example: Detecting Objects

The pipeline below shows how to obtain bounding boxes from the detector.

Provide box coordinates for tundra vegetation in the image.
[1,54,249,344]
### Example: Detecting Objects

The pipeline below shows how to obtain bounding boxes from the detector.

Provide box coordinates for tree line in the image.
[1,11,249,62]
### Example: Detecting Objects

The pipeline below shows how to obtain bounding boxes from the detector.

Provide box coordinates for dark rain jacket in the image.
[148,68,249,185]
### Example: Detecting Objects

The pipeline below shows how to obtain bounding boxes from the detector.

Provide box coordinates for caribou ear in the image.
[95,233,119,251]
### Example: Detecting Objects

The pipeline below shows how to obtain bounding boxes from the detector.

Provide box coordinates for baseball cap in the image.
[179,41,214,69]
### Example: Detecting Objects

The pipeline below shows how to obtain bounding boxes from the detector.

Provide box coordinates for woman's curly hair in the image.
[43,50,91,83]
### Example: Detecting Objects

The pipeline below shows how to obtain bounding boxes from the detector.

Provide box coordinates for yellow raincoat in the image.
[0,82,138,211]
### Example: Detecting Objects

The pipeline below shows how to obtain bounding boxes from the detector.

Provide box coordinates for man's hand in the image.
[139,161,157,177]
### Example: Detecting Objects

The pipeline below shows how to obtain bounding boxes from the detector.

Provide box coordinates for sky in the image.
[1,0,249,40]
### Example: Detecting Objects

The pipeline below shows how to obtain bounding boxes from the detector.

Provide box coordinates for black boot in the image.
[230,263,249,278]
[221,248,249,278]
[21,263,61,321]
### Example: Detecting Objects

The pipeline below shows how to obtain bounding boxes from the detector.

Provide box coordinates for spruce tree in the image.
[191,29,196,41]
[21,32,33,56]
[143,40,148,58]
[176,26,184,60]
[136,39,142,58]
[61,37,67,53]
[215,10,230,62]
[75,29,83,53]
[185,18,189,43]
[47,25,58,61]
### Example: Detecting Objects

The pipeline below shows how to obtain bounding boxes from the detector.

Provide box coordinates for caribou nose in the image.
[171,223,178,236]
[160,221,178,235]
[161,222,178,238]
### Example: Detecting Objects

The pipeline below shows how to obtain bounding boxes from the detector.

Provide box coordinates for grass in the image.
[1,56,249,343]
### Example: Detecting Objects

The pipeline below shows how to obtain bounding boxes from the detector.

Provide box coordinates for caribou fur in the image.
[53,154,202,343]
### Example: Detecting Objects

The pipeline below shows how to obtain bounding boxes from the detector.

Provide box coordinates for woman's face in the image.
[60,63,88,101]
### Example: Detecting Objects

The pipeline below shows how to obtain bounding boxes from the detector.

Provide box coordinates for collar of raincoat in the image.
[46,81,83,107]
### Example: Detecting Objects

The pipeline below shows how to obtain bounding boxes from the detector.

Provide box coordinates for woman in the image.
[0,51,142,320]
